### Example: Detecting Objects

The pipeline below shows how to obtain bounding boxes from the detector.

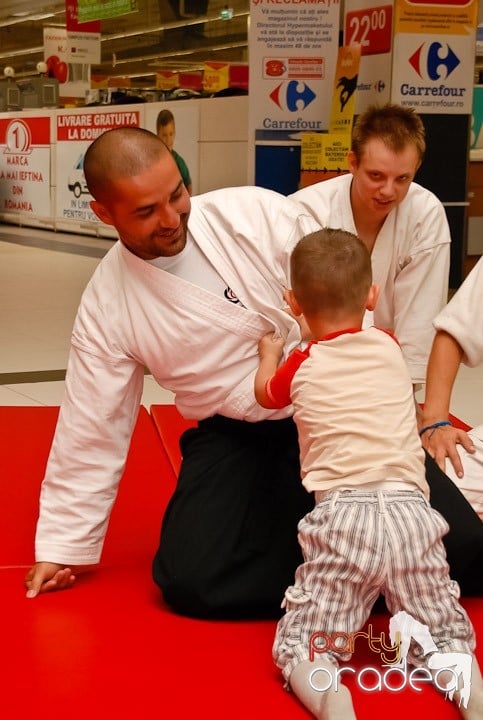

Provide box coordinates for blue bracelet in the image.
[419,420,452,437]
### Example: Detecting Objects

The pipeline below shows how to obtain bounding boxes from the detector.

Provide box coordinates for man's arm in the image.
[421,330,475,476]
[393,243,450,386]
[25,344,145,596]
[254,333,285,408]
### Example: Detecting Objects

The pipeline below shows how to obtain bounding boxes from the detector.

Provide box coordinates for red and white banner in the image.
[344,0,393,114]
[55,108,140,225]
[0,116,52,216]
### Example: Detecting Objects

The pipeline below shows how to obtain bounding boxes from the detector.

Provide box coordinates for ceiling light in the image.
[0,11,58,28]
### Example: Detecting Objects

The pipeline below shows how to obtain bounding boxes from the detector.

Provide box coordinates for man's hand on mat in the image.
[422,425,475,478]
[25,562,76,598]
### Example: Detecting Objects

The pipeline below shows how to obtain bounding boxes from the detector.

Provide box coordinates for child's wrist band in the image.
[419,420,452,437]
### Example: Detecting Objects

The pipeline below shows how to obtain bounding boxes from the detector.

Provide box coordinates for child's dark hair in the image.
[290,228,372,315]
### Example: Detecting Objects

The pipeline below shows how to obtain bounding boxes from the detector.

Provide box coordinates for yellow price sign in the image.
[301,133,351,172]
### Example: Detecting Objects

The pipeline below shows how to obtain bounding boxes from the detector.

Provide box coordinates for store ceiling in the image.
[0,0,249,86]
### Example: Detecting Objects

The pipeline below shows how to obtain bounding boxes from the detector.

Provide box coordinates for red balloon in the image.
[46,55,60,76]
[55,61,68,84]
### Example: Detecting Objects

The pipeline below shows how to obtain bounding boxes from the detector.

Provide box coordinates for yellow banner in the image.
[394,0,478,35]
[203,62,230,93]
[301,132,351,172]
[329,45,362,135]
[156,72,180,91]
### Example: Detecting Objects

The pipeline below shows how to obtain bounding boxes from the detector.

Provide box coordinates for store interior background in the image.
[1,0,483,425]
[0,0,250,91]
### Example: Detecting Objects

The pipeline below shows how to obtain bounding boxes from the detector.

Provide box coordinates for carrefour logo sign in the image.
[400,40,466,102]
[270,80,316,112]
[393,35,470,111]
[409,41,460,81]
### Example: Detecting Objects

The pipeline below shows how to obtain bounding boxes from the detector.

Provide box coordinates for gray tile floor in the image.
[1,222,481,427]
[0,223,174,408]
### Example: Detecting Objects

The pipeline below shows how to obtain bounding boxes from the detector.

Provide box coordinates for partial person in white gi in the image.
[421,255,483,521]
[291,102,449,390]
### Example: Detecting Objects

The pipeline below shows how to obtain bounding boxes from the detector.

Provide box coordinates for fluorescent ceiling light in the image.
[0,11,58,28]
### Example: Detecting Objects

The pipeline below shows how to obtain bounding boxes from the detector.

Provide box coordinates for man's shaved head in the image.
[84,126,172,202]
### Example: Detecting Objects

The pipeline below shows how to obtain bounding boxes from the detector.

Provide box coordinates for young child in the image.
[254,228,483,719]
[156,108,192,194]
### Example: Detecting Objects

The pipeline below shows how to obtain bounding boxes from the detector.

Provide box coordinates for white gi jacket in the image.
[35,186,319,565]
[433,256,483,519]
[433,254,483,368]
[291,174,451,385]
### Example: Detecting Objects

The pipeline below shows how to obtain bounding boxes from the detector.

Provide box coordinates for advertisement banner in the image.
[249,0,340,141]
[44,26,101,66]
[0,116,51,217]
[66,0,101,32]
[300,46,358,188]
[301,131,351,172]
[394,0,477,35]
[203,62,230,94]
[344,0,393,113]
[77,0,138,22]
[391,0,478,114]
[156,72,181,91]
[55,108,140,226]
[328,44,361,135]
[44,26,98,99]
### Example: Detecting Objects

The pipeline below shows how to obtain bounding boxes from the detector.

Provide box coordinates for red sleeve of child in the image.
[265,348,309,408]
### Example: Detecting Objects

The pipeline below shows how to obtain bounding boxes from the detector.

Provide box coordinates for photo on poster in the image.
[144,101,200,196]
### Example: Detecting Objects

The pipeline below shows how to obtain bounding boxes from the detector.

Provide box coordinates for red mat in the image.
[0,405,481,719]
[149,403,482,719]
[150,403,196,475]
[449,413,472,432]
[0,405,175,568]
